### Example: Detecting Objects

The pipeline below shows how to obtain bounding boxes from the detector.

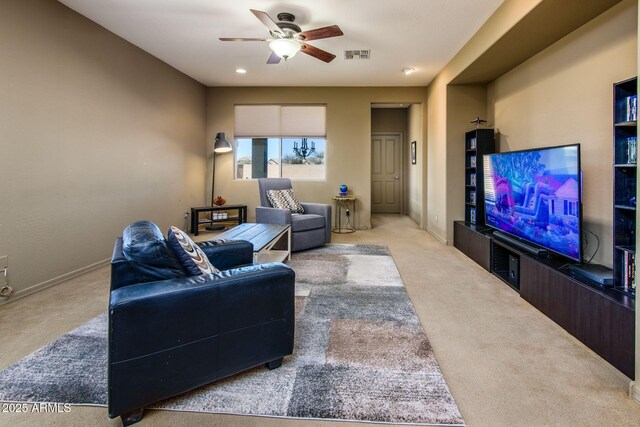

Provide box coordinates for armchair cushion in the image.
[167,226,219,276]
[291,214,326,232]
[266,189,304,213]
[300,202,332,244]
[121,221,186,284]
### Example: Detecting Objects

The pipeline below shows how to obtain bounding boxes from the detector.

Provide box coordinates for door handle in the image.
[394,176,399,180]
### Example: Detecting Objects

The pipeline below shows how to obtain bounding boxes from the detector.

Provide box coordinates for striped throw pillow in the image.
[266,189,305,213]
[167,226,220,276]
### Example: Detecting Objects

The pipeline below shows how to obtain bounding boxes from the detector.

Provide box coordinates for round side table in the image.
[332,195,356,233]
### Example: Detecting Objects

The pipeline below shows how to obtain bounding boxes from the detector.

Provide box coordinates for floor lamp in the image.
[206,132,233,231]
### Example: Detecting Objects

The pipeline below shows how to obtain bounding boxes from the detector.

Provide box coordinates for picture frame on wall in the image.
[411,141,417,165]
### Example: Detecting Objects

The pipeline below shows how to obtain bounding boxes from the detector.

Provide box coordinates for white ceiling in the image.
[58,0,503,87]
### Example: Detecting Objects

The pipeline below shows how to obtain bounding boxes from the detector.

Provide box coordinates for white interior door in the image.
[371,134,402,213]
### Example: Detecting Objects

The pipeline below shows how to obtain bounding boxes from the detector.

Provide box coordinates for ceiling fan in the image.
[219,9,343,64]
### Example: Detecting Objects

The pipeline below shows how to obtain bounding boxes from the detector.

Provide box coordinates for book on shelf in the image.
[627,137,637,164]
[470,208,476,224]
[470,138,477,149]
[470,191,476,205]
[470,173,476,186]
[470,155,476,168]
[626,95,638,122]
[623,250,636,290]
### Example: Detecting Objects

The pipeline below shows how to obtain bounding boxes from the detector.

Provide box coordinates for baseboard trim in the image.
[631,381,640,405]
[0,258,110,306]
[423,226,450,245]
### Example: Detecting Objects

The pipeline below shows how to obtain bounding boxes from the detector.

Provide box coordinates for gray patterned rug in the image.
[0,244,464,426]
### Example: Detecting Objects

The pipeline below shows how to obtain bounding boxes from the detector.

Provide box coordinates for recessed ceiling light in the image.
[235,68,247,74]
[402,67,415,75]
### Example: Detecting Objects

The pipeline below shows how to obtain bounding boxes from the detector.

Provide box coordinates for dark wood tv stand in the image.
[453,220,635,379]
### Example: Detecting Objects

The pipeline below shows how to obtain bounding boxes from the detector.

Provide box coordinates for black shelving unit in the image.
[464,129,495,226]
[613,77,637,297]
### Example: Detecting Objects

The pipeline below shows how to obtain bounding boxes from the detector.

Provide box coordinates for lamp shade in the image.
[269,38,301,60]
[214,132,232,153]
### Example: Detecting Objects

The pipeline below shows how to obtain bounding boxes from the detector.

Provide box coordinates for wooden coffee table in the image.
[215,223,291,264]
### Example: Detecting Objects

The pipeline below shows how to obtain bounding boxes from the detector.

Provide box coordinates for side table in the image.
[190,205,247,235]
[332,196,356,234]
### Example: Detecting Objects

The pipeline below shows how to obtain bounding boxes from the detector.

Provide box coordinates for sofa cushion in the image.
[291,214,326,232]
[266,189,305,213]
[167,226,220,276]
[122,221,187,283]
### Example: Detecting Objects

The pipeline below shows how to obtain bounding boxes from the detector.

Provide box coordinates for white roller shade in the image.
[280,106,326,137]
[234,105,326,137]
[234,105,280,137]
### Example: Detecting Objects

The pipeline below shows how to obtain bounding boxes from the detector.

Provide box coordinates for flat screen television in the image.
[483,144,581,262]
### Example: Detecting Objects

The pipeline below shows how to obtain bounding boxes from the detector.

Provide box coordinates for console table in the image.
[190,205,247,235]
[454,220,635,379]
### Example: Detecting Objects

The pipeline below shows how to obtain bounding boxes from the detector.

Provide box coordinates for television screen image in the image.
[483,144,581,261]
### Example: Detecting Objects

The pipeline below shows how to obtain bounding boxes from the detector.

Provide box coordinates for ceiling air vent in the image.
[344,50,370,60]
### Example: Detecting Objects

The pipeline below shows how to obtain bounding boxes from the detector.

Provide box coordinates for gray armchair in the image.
[256,178,331,252]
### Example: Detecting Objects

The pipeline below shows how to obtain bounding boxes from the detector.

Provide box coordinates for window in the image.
[234,105,326,180]
[235,138,326,179]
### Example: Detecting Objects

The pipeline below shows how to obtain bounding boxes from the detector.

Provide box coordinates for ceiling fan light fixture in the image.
[402,67,416,75]
[269,38,301,60]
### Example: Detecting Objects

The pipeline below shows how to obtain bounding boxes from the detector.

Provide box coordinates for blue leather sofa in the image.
[108,221,295,425]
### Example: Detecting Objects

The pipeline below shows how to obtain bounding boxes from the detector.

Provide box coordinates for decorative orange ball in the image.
[213,196,226,206]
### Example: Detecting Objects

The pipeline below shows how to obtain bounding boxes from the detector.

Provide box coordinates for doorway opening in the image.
[370,104,423,226]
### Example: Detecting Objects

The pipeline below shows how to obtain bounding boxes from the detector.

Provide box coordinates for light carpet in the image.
[0,244,464,426]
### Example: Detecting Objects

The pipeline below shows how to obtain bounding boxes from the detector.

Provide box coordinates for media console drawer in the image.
[453,221,491,271]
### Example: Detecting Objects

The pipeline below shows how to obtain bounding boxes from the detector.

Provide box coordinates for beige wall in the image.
[371,109,408,134]
[446,85,488,241]
[487,0,637,267]
[407,104,424,225]
[426,79,448,240]
[426,0,543,243]
[206,87,427,228]
[0,0,207,299]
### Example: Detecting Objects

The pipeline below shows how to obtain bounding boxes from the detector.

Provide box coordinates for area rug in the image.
[0,244,464,426]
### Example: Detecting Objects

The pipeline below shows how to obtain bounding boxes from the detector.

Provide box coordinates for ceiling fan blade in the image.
[219,37,268,42]
[267,51,282,64]
[300,43,336,63]
[250,9,283,35]
[296,25,343,41]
